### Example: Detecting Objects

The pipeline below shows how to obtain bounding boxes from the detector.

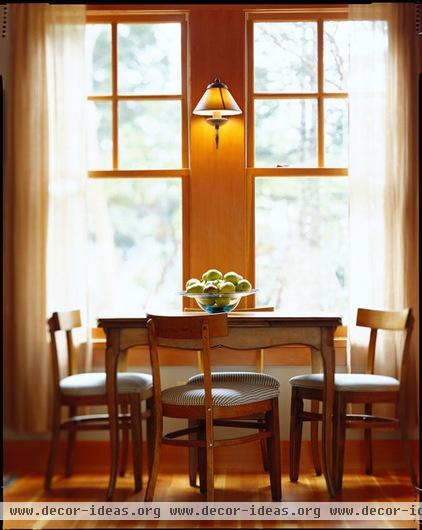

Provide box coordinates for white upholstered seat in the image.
[289,373,399,392]
[60,372,153,396]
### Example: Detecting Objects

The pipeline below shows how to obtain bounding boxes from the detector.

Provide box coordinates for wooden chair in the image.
[184,305,275,483]
[289,307,417,492]
[145,313,281,501]
[44,310,154,499]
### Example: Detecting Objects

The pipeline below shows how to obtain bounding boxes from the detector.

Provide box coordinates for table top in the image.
[98,311,342,329]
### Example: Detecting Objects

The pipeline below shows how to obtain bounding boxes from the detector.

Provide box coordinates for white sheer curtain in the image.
[45,6,90,369]
[4,4,88,432]
[348,3,420,430]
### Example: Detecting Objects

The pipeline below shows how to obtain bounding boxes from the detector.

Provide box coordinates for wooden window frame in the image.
[245,9,349,301]
[85,10,191,303]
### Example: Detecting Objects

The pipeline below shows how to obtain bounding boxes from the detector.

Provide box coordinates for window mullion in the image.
[111,22,118,170]
[317,19,324,168]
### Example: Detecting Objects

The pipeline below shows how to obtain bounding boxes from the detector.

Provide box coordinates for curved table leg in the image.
[105,332,121,501]
[320,327,337,497]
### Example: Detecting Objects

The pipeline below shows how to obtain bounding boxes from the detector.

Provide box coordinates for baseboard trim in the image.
[4,439,419,475]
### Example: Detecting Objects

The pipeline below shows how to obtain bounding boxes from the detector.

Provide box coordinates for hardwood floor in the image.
[4,470,418,529]
[4,440,419,529]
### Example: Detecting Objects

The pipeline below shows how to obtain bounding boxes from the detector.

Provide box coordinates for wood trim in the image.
[317,18,324,167]
[4,439,418,474]
[253,92,347,99]
[180,15,189,170]
[246,18,254,168]
[89,94,183,101]
[88,169,190,178]
[246,9,348,21]
[111,22,118,169]
[247,167,348,177]
[87,11,188,22]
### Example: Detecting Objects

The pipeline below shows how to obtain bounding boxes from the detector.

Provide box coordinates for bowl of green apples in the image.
[180,269,257,314]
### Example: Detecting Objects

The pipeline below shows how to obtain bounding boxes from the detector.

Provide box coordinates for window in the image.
[248,13,350,322]
[86,15,187,319]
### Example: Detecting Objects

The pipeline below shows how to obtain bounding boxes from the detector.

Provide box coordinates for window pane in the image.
[86,24,112,95]
[118,101,182,169]
[88,178,182,319]
[254,22,317,93]
[87,101,113,169]
[255,99,317,167]
[118,23,181,95]
[324,21,350,93]
[255,177,349,322]
[324,98,348,167]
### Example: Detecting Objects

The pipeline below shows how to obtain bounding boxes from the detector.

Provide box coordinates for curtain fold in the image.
[348,3,420,430]
[3,4,87,433]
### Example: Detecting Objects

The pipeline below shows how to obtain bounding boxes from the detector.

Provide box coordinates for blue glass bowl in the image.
[180,289,258,314]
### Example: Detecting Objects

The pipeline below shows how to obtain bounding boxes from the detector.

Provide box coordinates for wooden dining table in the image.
[97,311,342,499]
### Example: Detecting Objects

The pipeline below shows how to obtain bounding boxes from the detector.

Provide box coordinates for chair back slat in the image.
[47,310,82,381]
[357,308,410,331]
[356,307,413,378]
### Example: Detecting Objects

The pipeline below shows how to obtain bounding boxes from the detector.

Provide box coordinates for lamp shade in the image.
[193,78,242,117]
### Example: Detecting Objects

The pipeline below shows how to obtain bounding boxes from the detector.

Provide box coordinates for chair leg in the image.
[333,394,347,492]
[197,421,207,494]
[188,419,198,487]
[398,399,418,486]
[145,397,155,475]
[65,427,77,478]
[144,406,162,502]
[310,400,322,476]
[130,395,143,492]
[198,447,207,494]
[259,415,269,472]
[289,387,303,482]
[364,403,373,475]
[205,412,215,502]
[119,403,129,477]
[266,398,282,501]
[45,400,62,490]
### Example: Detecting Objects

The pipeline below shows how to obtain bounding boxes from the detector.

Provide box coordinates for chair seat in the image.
[60,372,153,397]
[162,380,279,407]
[289,373,400,392]
[187,371,280,388]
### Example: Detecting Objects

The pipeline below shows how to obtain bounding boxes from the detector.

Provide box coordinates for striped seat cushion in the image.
[289,373,399,392]
[187,371,280,388]
[60,372,153,397]
[162,374,279,407]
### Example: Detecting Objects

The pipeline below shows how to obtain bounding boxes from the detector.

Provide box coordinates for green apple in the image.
[236,279,252,292]
[220,281,235,293]
[187,282,204,293]
[214,296,231,307]
[223,271,243,285]
[202,269,223,282]
[199,296,214,305]
[203,282,219,294]
[186,278,201,289]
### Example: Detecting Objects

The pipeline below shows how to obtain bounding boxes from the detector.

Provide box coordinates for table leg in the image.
[105,331,120,501]
[320,327,336,497]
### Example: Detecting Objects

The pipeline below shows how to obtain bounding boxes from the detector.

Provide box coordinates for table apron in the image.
[105,326,324,353]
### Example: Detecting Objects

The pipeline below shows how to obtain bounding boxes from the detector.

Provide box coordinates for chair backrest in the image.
[146,313,228,414]
[356,307,413,376]
[47,310,82,390]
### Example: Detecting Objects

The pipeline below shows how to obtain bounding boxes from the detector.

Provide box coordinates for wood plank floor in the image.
[4,467,419,529]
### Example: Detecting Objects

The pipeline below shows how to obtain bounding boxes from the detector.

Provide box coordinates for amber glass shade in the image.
[193,78,242,117]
